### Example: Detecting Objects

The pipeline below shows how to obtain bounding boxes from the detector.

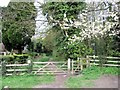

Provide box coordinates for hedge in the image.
[0,54,29,64]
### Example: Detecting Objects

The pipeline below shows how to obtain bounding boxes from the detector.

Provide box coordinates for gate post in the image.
[86,56,90,67]
[68,58,71,74]
[27,60,32,73]
[72,59,74,75]
[2,61,6,76]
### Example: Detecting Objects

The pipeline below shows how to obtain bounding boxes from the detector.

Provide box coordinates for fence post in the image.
[93,55,95,65]
[68,58,71,74]
[80,58,83,71]
[86,56,89,67]
[4,52,6,56]
[2,61,6,76]
[72,59,74,75]
[27,60,32,73]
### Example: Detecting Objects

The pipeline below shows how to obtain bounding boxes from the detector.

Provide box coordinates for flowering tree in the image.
[41,1,120,60]
[61,1,120,56]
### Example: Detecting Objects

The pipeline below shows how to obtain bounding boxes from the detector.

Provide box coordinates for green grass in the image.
[0,76,2,90]
[65,66,119,88]
[39,56,49,62]
[65,76,94,88]
[34,55,50,62]
[2,74,55,88]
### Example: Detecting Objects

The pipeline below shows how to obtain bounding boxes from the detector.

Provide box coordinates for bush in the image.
[0,55,14,64]
[14,54,29,64]
[28,52,38,58]
[39,57,49,62]
[0,54,29,64]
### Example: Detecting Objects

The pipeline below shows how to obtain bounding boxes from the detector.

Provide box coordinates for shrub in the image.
[0,55,14,64]
[28,52,38,58]
[0,54,29,64]
[14,54,29,64]
[39,57,49,62]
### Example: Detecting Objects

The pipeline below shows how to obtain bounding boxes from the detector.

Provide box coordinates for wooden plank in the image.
[33,71,67,73]
[87,56,99,58]
[36,73,67,75]
[87,55,120,59]
[32,68,67,71]
[107,61,119,63]
[33,62,65,64]
[6,64,29,67]
[6,69,27,72]
[90,63,99,65]
[90,63,120,66]
[90,60,119,63]
[103,64,120,67]
[90,59,99,62]
[33,62,49,64]
[106,57,120,59]
[6,73,12,76]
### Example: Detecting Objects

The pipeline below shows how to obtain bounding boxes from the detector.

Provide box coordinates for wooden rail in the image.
[6,64,29,67]
[1,62,30,76]
[88,55,120,67]
[88,56,120,59]
[1,56,119,76]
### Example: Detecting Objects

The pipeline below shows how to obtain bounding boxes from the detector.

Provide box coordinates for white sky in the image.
[0,0,11,7]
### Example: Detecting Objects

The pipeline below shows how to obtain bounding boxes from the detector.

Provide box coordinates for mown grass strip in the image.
[2,74,55,88]
[65,66,119,88]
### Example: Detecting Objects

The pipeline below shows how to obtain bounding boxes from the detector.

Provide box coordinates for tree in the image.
[2,2,36,53]
[41,1,89,60]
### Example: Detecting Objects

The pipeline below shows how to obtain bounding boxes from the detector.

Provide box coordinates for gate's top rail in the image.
[33,61,66,64]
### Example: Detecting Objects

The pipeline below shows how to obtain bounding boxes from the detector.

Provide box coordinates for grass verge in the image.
[65,66,119,88]
[2,74,55,88]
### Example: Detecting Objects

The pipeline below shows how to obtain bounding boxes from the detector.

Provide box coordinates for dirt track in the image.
[92,75,119,88]
[34,75,68,88]
[34,74,119,88]
[34,60,119,88]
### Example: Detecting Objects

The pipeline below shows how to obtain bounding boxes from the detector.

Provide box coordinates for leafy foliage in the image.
[2,2,36,53]
[41,2,91,60]
[42,1,86,22]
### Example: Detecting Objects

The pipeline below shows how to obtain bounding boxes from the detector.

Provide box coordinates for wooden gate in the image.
[33,61,68,75]
[32,58,90,75]
[71,58,90,75]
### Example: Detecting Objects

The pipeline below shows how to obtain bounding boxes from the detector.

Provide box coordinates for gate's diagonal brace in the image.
[34,62,50,74]
[51,62,67,73]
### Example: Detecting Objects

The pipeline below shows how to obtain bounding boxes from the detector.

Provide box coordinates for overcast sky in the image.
[0,0,11,7]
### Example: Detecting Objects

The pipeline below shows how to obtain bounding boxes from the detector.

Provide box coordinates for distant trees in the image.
[2,2,36,53]
[27,38,43,53]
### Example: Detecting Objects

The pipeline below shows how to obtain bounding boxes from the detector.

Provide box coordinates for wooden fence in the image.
[71,58,90,74]
[87,55,120,67]
[0,56,119,76]
[0,62,30,76]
